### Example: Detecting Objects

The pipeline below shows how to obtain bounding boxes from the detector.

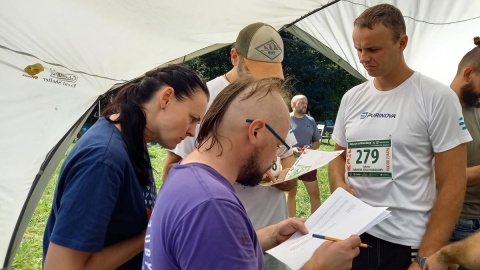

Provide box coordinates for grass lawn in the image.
[13,139,335,269]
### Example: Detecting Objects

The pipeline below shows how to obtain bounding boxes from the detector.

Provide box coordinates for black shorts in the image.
[298,169,317,182]
[352,233,417,270]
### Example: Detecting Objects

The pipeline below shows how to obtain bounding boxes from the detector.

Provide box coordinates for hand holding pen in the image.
[313,234,371,248]
[304,234,361,270]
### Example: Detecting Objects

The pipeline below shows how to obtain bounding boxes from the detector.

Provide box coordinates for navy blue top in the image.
[43,117,156,269]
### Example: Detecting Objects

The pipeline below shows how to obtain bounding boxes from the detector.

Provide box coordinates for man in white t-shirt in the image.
[328,4,472,270]
[162,22,296,269]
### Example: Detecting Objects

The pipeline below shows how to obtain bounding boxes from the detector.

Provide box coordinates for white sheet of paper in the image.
[266,188,391,270]
[260,149,343,186]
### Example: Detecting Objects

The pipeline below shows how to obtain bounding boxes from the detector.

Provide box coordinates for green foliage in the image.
[281,32,362,122]
[185,46,232,82]
[185,32,362,124]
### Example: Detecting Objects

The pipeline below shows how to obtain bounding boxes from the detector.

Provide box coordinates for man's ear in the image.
[463,67,474,83]
[247,119,265,144]
[398,34,408,51]
[158,86,174,109]
[231,48,239,67]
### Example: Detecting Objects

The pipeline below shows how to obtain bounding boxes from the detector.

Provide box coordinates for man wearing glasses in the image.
[162,22,297,269]
[143,77,361,270]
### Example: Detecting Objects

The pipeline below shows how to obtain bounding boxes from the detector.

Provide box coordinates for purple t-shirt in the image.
[143,163,264,270]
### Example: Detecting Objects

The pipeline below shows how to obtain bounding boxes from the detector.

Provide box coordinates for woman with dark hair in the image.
[42,64,209,270]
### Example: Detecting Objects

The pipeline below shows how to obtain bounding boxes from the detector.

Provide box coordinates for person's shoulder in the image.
[412,72,450,91]
[73,120,128,165]
[207,75,229,96]
[350,80,369,92]
[413,72,456,98]
[342,80,370,100]
[305,114,316,122]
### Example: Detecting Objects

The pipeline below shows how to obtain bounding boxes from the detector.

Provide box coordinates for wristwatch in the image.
[415,255,427,267]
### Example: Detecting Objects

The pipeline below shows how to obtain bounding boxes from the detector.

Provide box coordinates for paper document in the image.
[260,149,343,186]
[266,188,391,270]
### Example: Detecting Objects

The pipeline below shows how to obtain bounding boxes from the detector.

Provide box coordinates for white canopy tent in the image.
[0,0,478,268]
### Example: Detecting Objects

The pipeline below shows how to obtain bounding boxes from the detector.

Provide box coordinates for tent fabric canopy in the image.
[1,0,478,268]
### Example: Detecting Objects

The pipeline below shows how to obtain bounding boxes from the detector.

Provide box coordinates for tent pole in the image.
[281,0,340,31]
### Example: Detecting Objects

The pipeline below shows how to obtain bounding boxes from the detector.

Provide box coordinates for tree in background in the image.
[281,32,362,122]
[185,32,362,122]
[89,32,362,128]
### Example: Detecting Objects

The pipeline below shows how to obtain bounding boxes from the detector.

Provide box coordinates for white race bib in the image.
[346,139,392,178]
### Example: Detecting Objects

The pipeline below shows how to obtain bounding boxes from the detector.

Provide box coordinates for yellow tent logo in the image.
[24,63,44,76]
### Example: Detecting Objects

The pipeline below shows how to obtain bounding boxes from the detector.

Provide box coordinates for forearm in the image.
[418,186,464,256]
[418,146,467,257]
[328,146,347,192]
[84,231,146,269]
[441,231,480,268]
[311,140,321,150]
[256,225,278,252]
[466,165,480,186]
[44,230,145,270]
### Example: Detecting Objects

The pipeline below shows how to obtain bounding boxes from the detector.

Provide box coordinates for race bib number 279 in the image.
[346,139,392,178]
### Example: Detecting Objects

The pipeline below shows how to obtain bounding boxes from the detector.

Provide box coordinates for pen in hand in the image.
[312,234,371,248]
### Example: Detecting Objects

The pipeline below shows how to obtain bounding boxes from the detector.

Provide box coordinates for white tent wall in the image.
[1,0,478,269]
[3,105,95,269]
[291,0,480,85]
[0,48,116,269]
[0,0,334,268]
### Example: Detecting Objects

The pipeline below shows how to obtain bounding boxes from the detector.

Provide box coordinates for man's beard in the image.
[461,82,480,108]
[237,148,271,187]
[295,107,306,115]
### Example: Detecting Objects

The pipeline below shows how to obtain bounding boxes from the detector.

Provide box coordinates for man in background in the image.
[287,94,322,217]
[445,36,480,270]
[162,22,296,269]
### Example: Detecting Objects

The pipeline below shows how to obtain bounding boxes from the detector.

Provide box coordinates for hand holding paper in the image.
[266,188,391,270]
[260,149,343,186]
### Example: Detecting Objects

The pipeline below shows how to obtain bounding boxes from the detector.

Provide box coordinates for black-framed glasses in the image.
[246,119,291,157]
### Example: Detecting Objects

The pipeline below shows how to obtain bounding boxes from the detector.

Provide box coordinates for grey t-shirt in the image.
[290,114,321,147]
[461,106,480,218]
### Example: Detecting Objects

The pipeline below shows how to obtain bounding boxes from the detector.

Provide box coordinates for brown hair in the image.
[456,36,480,74]
[354,4,406,42]
[197,77,287,155]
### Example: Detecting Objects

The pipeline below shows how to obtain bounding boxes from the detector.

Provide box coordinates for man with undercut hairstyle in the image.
[162,22,297,269]
[143,77,361,270]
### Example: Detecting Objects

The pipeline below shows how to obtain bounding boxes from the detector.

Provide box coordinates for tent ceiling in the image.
[1,0,478,269]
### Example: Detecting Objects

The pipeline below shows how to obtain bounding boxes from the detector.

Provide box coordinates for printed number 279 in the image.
[355,149,379,164]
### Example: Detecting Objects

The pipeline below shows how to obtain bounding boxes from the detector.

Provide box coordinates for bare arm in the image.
[311,140,321,150]
[426,230,480,269]
[417,144,467,258]
[162,151,182,180]
[466,165,480,186]
[256,218,308,252]
[274,155,296,191]
[300,236,361,270]
[44,230,145,270]
[328,144,355,194]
